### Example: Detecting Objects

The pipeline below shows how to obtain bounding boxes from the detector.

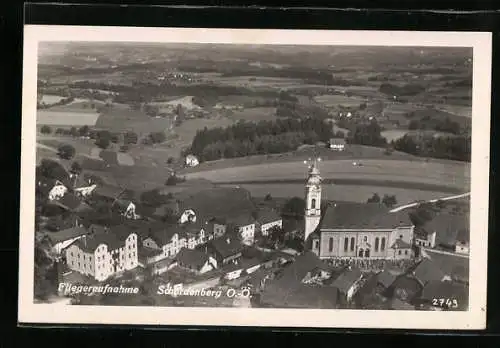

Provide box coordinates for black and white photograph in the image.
[19,26,491,329]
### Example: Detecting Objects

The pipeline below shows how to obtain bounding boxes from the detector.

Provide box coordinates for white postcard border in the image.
[19,25,491,330]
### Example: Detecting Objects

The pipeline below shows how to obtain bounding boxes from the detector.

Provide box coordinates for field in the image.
[380,129,408,142]
[151,96,201,111]
[215,76,305,88]
[226,183,458,206]
[226,107,277,122]
[95,108,172,137]
[184,159,470,192]
[314,94,367,108]
[40,95,66,104]
[37,110,100,126]
[435,105,472,118]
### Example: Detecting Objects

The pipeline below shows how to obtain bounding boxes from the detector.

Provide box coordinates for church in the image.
[303,159,415,261]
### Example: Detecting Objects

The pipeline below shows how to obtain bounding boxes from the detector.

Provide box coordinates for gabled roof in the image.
[274,251,332,286]
[330,267,363,294]
[37,177,66,196]
[391,239,411,249]
[209,237,244,259]
[93,185,125,200]
[175,248,210,270]
[178,187,256,221]
[377,269,397,288]
[226,212,255,228]
[46,226,88,244]
[137,222,181,246]
[329,138,346,145]
[52,192,83,211]
[256,208,282,225]
[320,203,413,230]
[425,214,469,246]
[113,199,134,212]
[409,259,447,285]
[261,283,338,309]
[71,228,135,253]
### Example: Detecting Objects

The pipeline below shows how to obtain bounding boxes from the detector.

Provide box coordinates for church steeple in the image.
[304,157,322,241]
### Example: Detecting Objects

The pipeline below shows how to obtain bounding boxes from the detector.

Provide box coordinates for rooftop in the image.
[256,208,282,225]
[274,251,332,286]
[71,227,134,253]
[425,213,469,246]
[377,269,397,289]
[330,267,363,294]
[409,259,447,286]
[175,248,210,270]
[209,237,244,259]
[320,203,413,230]
[178,187,256,221]
[46,226,88,244]
[391,239,412,249]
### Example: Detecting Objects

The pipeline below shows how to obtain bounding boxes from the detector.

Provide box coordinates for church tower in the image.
[304,158,322,241]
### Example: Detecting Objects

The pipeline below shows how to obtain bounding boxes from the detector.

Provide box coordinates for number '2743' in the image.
[432,298,458,308]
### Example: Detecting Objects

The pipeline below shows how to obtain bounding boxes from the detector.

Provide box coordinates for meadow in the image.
[226,183,459,206]
[40,95,66,104]
[380,129,409,142]
[314,94,368,108]
[37,110,100,126]
[184,159,470,192]
[94,108,172,137]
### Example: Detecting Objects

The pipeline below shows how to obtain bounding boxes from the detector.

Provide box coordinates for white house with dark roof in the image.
[256,209,283,236]
[175,247,217,274]
[329,138,346,151]
[46,226,89,255]
[304,162,415,260]
[37,178,68,201]
[64,228,139,282]
[112,199,139,220]
[330,267,364,302]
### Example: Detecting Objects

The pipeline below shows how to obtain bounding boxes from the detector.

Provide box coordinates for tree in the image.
[268,225,286,248]
[124,131,138,145]
[166,157,174,164]
[69,127,78,137]
[57,143,76,160]
[264,193,273,201]
[95,130,111,149]
[78,125,90,137]
[149,131,166,144]
[40,125,52,134]
[39,159,70,181]
[367,193,381,203]
[34,237,58,301]
[70,161,82,175]
[281,197,306,218]
[382,194,397,208]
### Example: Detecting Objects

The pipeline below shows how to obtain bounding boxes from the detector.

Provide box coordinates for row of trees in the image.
[392,134,471,162]
[189,118,335,162]
[366,193,398,208]
[408,116,462,135]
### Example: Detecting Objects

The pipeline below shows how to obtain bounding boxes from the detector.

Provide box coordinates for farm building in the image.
[329,138,346,151]
[424,214,470,254]
[185,155,199,167]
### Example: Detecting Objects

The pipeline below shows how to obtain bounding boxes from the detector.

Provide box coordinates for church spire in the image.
[304,156,322,242]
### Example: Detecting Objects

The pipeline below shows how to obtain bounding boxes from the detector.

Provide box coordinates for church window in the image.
[398,250,402,255]
[375,237,379,252]
[329,238,334,252]
[364,249,370,258]
[358,248,364,257]
[344,238,348,252]
[314,240,319,250]
[399,235,403,240]
[350,237,355,251]
[311,199,316,209]
[381,237,386,251]
[363,236,367,242]
[405,250,408,255]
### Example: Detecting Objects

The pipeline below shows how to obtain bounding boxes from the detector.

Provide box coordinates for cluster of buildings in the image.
[36,156,469,310]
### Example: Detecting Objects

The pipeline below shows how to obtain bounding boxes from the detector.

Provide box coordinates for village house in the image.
[185,154,199,167]
[414,227,437,248]
[91,184,126,203]
[408,258,451,287]
[202,236,244,266]
[424,214,469,254]
[140,223,188,260]
[112,199,139,220]
[50,192,93,214]
[177,187,256,229]
[64,227,139,282]
[259,251,338,308]
[256,209,283,236]
[46,226,88,255]
[37,178,68,201]
[330,267,364,303]
[303,161,415,261]
[70,173,97,198]
[225,212,256,245]
[174,247,217,274]
[329,137,346,151]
